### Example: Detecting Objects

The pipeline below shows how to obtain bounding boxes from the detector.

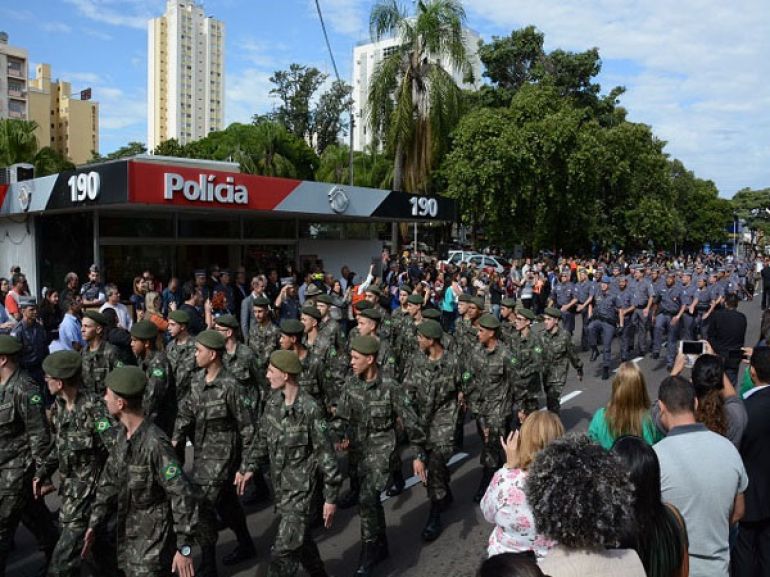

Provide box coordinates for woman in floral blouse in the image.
[480,411,565,558]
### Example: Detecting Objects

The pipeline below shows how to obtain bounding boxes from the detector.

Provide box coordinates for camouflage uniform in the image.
[81,340,123,396]
[498,320,516,347]
[509,331,545,416]
[403,352,460,502]
[37,391,118,577]
[334,372,425,543]
[223,343,261,448]
[166,337,197,402]
[247,321,280,402]
[541,326,582,413]
[88,419,199,577]
[0,368,57,576]
[138,349,175,436]
[246,389,341,577]
[172,367,254,555]
[298,347,343,413]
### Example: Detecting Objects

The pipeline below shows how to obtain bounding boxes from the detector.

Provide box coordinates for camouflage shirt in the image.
[81,340,123,396]
[166,337,197,401]
[173,367,253,485]
[467,342,517,429]
[89,419,198,573]
[247,320,280,399]
[36,391,115,524]
[138,349,175,435]
[540,326,582,384]
[223,342,261,418]
[0,368,49,495]
[248,388,341,506]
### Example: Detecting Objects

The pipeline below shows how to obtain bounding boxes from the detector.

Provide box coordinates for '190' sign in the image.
[68,171,101,202]
[410,196,438,218]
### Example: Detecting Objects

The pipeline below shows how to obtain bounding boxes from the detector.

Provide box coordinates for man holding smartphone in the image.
[708,293,747,384]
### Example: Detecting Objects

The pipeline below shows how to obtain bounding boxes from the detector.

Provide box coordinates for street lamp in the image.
[733,212,738,258]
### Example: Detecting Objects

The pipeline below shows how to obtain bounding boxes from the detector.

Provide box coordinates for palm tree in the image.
[0,119,39,167]
[366,0,472,193]
[237,121,298,178]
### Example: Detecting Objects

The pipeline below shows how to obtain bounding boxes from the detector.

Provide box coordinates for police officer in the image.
[130,320,175,435]
[588,276,621,380]
[549,270,578,335]
[574,268,595,351]
[35,350,119,577]
[630,266,654,357]
[616,276,635,362]
[652,271,683,370]
[402,320,460,541]
[237,350,341,577]
[172,330,257,573]
[540,308,583,413]
[84,366,197,577]
[80,310,122,396]
[692,274,715,340]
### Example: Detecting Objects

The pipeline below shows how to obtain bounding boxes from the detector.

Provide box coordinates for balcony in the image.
[8,88,25,98]
[8,110,25,119]
[7,65,24,79]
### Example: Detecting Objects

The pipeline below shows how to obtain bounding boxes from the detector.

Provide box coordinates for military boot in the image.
[421,501,443,542]
[354,540,385,577]
[222,542,257,566]
[385,470,405,497]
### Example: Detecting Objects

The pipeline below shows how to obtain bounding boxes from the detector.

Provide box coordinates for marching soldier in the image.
[574,268,595,351]
[588,276,621,380]
[80,310,122,396]
[616,276,635,362]
[630,266,654,357]
[652,271,683,370]
[166,309,198,462]
[247,295,281,401]
[130,320,175,435]
[498,298,517,346]
[678,271,698,341]
[237,350,341,577]
[508,308,544,416]
[549,270,578,335]
[540,308,583,413]
[84,366,198,577]
[692,274,716,340]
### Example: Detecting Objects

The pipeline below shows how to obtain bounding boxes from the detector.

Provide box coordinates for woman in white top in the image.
[480,411,564,558]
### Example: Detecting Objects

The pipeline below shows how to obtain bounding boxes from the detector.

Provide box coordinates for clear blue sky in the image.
[3,0,768,196]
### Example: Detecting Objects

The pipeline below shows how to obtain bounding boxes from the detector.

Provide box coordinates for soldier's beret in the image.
[421,308,441,320]
[252,296,271,307]
[600,275,612,283]
[516,308,537,322]
[501,298,517,309]
[315,294,333,305]
[42,350,82,379]
[365,286,383,297]
[106,366,146,398]
[399,284,413,294]
[131,320,158,340]
[269,350,302,375]
[470,296,485,309]
[168,309,190,324]
[417,319,443,340]
[458,293,472,303]
[407,294,424,305]
[353,300,373,312]
[360,308,382,322]
[196,329,226,350]
[305,285,322,297]
[280,319,305,336]
[351,335,380,356]
[478,313,501,330]
[301,306,322,321]
[83,310,108,326]
[0,335,21,356]
[214,314,239,330]
[544,307,562,319]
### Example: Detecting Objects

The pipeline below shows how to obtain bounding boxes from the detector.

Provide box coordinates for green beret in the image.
[105,366,146,398]
[280,319,305,336]
[516,308,536,321]
[42,350,82,379]
[470,296,485,309]
[315,294,333,305]
[417,319,443,340]
[269,350,302,375]
[196,329,226,350]
[360,308,382,322]
[365,286,382,297]
[458,293,472,303]
[168,309,190,324]
[544,307,562,319]
[252,295,271,307]
[130,320,158,340]
[351,335,380,356]
[305,285,322,297]
[0,335,22,355]
[501,298,517,309]
[421,308,441,320]
[478,313,501,330]
[399,284,413,294]
[214,314,239,330]
[407,294,424,305]
[301,306,322,321]
[83,310,108,326]
[353,300,373,312]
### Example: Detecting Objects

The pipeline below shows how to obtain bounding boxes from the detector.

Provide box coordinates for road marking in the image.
[380,452,470,502]
[613,357,644,372]
[559,390,582,405]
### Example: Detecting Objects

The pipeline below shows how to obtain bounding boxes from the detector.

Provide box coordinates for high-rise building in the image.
[28,63,99,165]
[351,27,482,152]
[0,32,29,121]
[147,0,225,151]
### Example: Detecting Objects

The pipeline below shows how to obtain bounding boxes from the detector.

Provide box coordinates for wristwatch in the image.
[178,544,192,557]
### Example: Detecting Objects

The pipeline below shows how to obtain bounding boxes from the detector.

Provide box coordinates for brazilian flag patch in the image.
[510,357,518,365]
[462,371,471,382]
[162,463,181,481]
[116,361,124,368]
[94,417,111,432]
[330,349,337,357]
[29,394,42,406]
[534,346,543,354]
[152,368,166,378]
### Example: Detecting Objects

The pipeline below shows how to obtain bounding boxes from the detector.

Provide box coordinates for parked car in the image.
[465,254,510,274]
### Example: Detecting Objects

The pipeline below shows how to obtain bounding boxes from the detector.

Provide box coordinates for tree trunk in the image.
[393,141,405,192]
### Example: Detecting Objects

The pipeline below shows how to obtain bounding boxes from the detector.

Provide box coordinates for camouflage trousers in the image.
[515,377,542,415]
[358,452,390,542]
[543,379,566,414]
[50,522,120,577]
[267,506,325,577]
[196,482,252,548]
[426,446,454,502]
[478,424,506,470]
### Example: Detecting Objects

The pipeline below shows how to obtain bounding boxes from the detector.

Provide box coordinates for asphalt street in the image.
[9,295,763,577]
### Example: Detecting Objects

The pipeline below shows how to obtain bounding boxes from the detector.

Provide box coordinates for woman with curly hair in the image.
[480,411,564,558]
[525,434,645,576]
[611,435,689,577]
[588,362,663,449]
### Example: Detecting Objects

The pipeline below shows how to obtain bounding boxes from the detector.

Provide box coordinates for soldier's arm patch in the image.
[116,361,124,368]
[534,346,543,354]
[462,371,472,382]
[29,393,42,406]
[94,417,111,433]
[162,463,181,481]
[510,357,518,365]
[152,368,166,378]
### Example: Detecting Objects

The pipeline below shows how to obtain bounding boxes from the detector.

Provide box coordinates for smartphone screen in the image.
[682,341,704,355]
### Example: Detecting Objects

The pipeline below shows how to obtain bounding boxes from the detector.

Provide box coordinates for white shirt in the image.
[100,302,133,330]
[743,383,770,400]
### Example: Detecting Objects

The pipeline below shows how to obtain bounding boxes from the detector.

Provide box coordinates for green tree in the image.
[314,80,353,154]
[33,146,75,176]
[366,0,473,193]
[152,138,186,157]
[315,144,393,188]
[0,119,39,167]
[732,187,770,237]
[90,141,147,163]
